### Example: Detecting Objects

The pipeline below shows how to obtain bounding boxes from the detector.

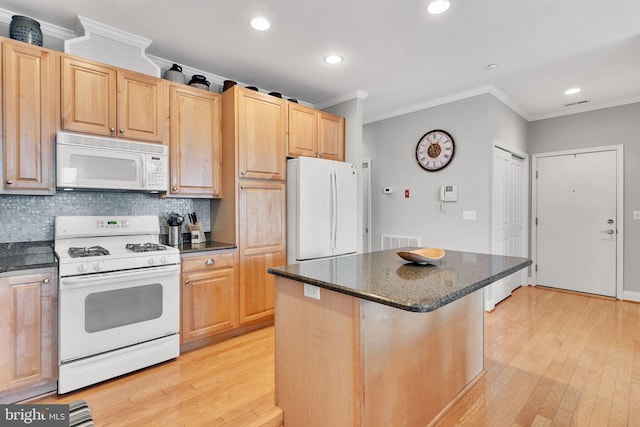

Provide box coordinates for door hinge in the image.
[536,171,538,179]
[535,264,538,272]
[535,218,538,226]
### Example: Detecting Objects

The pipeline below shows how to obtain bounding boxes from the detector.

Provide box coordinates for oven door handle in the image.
[61,264,180,286]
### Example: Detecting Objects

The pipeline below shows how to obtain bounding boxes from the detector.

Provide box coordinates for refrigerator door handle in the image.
[331,169,338,248]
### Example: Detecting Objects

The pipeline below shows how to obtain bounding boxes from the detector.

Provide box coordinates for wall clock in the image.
[415,129,455,171]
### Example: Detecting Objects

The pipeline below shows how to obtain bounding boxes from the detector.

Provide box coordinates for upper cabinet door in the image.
[61,55,116,137]
[287,103,318,158]
[61,55,167,143]
[318,111,345,162]
[169,84,221,197]
[117,69,166,143]
[2,40,56,193]
[237,89,286,181]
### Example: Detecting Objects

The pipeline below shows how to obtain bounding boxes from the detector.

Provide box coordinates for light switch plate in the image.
[634,211,640,220]
[463,210,477,220]
[303,284,320,300]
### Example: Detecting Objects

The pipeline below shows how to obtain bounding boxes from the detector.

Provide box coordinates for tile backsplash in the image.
[0,192,210,243]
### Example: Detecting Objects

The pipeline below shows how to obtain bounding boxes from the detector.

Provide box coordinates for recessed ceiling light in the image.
[427,0,451,14]
[324,55,343,65]
[564,87,581,95]
[250,17,270,31]
[486,63,498,70]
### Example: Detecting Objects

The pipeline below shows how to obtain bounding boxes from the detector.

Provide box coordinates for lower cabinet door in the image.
[0,271,55,399]
[181,267,235,343]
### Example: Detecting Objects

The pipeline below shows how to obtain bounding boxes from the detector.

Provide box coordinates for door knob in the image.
[601,229,615,235]
[607,219,614,224]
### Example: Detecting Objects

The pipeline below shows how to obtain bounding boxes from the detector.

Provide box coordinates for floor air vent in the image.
[381,234,422,250]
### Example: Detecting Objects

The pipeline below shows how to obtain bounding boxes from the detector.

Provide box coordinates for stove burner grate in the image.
[125,242,167,253]
[68,246,111,258]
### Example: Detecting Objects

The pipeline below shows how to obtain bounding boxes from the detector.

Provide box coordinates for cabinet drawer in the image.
[182,251,234,273]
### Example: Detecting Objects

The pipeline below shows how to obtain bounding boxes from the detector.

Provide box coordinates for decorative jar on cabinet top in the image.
[9,15,43,46]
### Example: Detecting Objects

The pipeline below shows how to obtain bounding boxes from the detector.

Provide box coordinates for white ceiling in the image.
[1,0,639,123]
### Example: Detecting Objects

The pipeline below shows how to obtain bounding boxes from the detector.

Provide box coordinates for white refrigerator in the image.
[287,157,358,263]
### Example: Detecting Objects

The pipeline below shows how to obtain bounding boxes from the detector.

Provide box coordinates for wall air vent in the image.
[564,99,590,107]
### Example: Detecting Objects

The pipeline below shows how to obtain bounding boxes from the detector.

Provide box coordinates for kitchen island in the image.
[268,248,531,426]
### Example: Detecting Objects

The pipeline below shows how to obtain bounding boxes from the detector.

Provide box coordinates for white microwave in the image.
[56,132,168,192]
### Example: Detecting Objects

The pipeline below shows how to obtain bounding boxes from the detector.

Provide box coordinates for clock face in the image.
[415,130,455,171]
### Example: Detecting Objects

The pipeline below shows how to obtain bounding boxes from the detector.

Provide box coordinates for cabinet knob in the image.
[241,185,246,190]
[241,170,246,175]
[6,180,13,185]
[184,280,190,285]
[119,128,125,134]
[172,186,178,191]
[110,127,115,133]
[205,258,215,265]
[42,278,50,284]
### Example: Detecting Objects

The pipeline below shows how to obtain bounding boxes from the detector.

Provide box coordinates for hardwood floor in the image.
[35,327,282,426]
[437,286,640,427]
[35,286,640,426]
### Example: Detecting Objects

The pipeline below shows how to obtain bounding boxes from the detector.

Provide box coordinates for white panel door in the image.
[536,150,617,296]
[488,147,525,309]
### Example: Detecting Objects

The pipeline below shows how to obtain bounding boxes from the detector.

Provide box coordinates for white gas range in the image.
[54,215,181,394]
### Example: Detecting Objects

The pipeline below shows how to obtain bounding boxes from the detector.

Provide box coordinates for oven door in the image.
[59,265,180,363]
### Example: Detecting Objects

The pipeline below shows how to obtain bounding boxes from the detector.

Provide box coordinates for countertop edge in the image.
[268,259,532,312]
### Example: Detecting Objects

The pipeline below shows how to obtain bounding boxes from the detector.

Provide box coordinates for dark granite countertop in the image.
[0,241,58,274]
[177,240,237,254]
[268,248,532,312]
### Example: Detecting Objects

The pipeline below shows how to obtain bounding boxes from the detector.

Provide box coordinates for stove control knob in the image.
[160,255,167,264]
[148,256,156,265]
[93,261,104,271]
[78,263,89,273]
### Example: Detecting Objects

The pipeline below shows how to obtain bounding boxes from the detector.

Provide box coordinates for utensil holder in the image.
[168,226,181,246]
[189,223,205,244]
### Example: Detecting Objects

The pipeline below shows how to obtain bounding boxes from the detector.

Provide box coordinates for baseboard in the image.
[623,290,640,303]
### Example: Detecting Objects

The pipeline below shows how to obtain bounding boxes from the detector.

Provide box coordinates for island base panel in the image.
[275,277,484,426]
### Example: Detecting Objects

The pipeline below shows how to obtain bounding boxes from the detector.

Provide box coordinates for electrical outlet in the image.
[303,284,320,300]
[463,210,477,220]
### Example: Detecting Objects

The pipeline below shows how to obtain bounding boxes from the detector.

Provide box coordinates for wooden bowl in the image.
[397,248,445,264]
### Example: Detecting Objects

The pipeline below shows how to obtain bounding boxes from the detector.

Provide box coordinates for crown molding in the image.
[0,8,75,41]
[315,89,369,110]
[75,15,152,49]
[363,85,529,125]
[528,96,640,122]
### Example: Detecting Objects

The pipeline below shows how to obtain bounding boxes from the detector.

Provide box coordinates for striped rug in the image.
[69,400,94,427]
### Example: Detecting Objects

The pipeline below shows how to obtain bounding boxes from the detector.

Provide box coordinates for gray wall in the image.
[0,192,210,243]
[364,94,496,253]
[489,95,528,153]
[527,102,640,293]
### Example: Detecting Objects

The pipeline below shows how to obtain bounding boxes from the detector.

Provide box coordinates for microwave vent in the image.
[56,132,167,155]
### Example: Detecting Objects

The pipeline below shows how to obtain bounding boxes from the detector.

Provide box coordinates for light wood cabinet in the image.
[318,111,346,161]
[287,103,345,161]
[181,250,236,346]
[1,39,56,194]
[237,88,287,181]
[168,83,221,197]
[61,54,167,143]
[0,270,56,402]
[213,86,287,327]
[238,181,286,325]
